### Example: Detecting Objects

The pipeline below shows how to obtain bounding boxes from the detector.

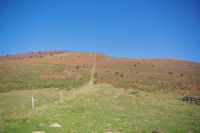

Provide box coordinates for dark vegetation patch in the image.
[130,91,139,95]
[76,66,79,69]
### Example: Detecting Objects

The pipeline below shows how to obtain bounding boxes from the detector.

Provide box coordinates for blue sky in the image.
[0,0,200,62]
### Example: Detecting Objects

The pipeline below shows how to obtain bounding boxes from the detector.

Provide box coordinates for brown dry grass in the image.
[0,52,200,94]
[95,53,200,95]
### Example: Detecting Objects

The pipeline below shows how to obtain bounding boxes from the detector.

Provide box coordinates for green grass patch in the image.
[0,84,199,132]
[0,65,90,92]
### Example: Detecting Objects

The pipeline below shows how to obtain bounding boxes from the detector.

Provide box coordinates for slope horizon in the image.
[0,50,199,63]
[1,50,200,94]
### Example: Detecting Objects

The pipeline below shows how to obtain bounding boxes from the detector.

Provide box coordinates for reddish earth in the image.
[0,50,66,60]
[0,51,200,94]
[95,53,200,94]
[0,52,95,66]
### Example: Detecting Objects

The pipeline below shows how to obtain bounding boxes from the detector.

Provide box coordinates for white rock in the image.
[32,131,46,133]
[49,123,61,127]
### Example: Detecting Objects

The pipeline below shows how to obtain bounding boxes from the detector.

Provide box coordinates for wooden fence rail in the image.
[183,96,200,104]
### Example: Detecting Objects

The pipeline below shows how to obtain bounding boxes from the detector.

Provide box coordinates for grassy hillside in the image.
[95,54,200,95]
[0,51,200,132]
[0,52,94,92]
[0,84,200,133]
[0,51,200,95]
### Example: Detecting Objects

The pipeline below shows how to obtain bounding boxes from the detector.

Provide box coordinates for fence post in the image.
[73,89,76,95]
[32,96,34,109]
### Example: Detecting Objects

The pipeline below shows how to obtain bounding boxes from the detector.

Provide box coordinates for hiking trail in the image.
[89,53,96,85]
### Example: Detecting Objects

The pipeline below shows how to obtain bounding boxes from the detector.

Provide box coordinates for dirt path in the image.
[89,53,96,85]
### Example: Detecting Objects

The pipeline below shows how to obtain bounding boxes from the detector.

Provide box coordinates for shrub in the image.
[134,64,137,67]
[130,91,138,95]
[120,73,123,77]
[76,66,79,69]
[181,73,183,77]
[115,72,119,75]
[177,82,183,88]
[93,72,98,78]
[168,72,173,75]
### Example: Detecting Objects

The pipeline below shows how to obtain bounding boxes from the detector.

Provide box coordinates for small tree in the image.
[180,73,183,77]
[76,66,79,70]
[115,72,119,75]
[120,73,123,77]
[168,72,173,75]
[93,72,98,78]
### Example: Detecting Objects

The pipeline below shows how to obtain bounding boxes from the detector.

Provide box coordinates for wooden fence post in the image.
[73,89,76,95]
[32,96,34,109]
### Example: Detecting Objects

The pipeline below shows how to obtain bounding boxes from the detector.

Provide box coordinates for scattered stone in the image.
[32,131,46,133]
[114,118,120,121]
[39,123,45,127]
[49,123,61,127]
[104,131,124,133]
[152,131,160,133]
[112,95,119,98]
[107,124,111,127]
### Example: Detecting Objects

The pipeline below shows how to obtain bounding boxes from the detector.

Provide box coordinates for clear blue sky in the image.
[0,0,200,62]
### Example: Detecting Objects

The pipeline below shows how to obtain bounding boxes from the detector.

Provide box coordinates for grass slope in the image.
[0,52,92,92]
[0,84,200,133]
[95,54,200,95]
[0,52,200,94]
